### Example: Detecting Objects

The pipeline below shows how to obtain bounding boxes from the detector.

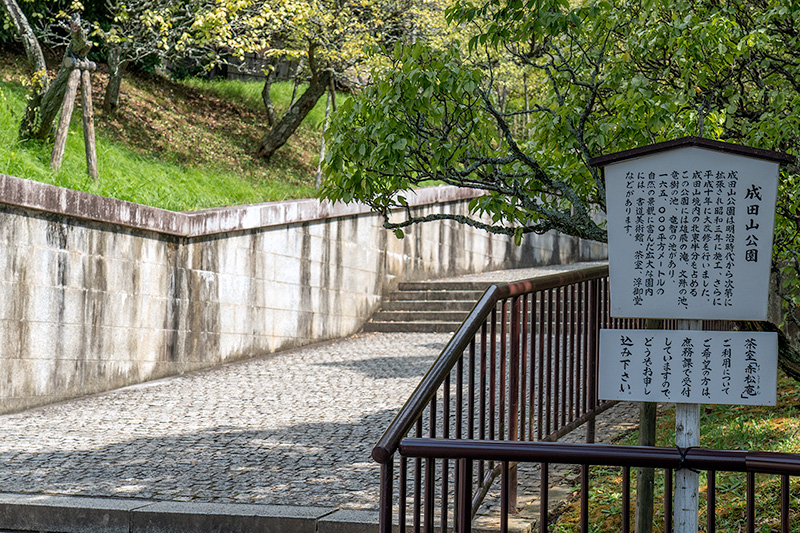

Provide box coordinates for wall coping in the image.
[0,174,482,237]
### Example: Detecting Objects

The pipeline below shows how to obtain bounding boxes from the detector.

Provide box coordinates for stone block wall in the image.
[0,175,606,413]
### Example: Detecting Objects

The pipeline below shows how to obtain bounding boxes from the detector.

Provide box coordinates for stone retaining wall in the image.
[0,174,606,413]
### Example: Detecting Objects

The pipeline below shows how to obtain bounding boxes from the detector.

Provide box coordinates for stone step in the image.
[366,279,495,333]
[381,300,476,312]
[363,321,462,333]
[397,281,493,291]
[388,289,486,301]
[371,310,469,323]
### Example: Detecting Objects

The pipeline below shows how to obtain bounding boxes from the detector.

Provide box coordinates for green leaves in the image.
[321,43,497,210]
[323,0,800,331]
[448,0,575,51]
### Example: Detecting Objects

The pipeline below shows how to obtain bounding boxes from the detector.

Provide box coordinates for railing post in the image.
[707,470,715,533]
[380,460,394,533]
[665,468,673,533]
[399,456,408,533]
[501,461,510,532]
[622,466,631,533]
[457,458,472,533]
[508,296,520,513]
[540,462,550,533]
[425,397,436,533]
[746,471,755,533]
[586,279,600,443]
[781,474,790,533]
[580,463,589,533]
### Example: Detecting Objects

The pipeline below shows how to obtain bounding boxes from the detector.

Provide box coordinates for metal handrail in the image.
[398,438,800,475]
[400,438,800,532]
[372,264,610,464]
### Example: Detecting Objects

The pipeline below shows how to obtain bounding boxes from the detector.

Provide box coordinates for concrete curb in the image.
[0,493,379,532]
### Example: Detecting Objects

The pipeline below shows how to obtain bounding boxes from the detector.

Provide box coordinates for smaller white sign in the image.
[599,329,777,406]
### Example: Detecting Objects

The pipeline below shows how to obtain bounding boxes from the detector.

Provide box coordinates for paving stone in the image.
[0,493,147,533]
[130,502,334,533]
[0,333,449,510]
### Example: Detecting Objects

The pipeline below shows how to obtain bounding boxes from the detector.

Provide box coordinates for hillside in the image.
[0,50,327,211]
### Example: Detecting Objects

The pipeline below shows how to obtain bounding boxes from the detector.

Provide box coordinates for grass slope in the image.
[0,52,330,211]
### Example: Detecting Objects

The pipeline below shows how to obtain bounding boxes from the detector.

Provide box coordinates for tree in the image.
[1,0,49,138]
[99,0,282,113]
[181,0,449,162]
[321,0,800,371]
[13,12,93,142]
[320,2,614,242]
[98,0,193,113]
[252,0,449,161]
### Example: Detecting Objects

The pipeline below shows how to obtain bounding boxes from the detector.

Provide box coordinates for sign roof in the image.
[589,136,795,168]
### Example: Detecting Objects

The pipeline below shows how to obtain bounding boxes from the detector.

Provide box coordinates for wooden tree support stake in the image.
[50,60,98,179]
[50,68,80,172]
[80,68,97,179]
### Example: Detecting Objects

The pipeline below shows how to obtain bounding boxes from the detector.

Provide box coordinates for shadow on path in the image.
[0,408,403,510]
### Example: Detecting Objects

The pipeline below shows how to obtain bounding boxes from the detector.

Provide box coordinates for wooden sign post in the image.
[674,319,700,533]
[590,137,792,532]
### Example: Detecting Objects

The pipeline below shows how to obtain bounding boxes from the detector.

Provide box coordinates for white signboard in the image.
[605,147,778,320]
[599,329,778,406]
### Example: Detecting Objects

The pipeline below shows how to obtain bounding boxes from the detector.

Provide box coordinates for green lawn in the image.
[182,76,334,129]
[0,65,334,211]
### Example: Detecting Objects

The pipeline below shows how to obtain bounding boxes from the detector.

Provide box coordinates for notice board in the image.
[599,329,777,406]
[603,146,779,320]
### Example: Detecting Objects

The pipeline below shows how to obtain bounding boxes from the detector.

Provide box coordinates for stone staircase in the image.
[364,280,492,333]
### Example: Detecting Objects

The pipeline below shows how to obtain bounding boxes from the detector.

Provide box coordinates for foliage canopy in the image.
[322,0,800,346]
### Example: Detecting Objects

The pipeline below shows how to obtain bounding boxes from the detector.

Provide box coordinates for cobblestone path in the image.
[0,332,448,509]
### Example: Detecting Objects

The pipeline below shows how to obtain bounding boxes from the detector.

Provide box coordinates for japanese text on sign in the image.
[622,168,738,309]
[605,147,778,320]
[599,329,777,406]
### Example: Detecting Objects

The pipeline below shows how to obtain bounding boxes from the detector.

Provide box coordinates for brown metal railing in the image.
[373,265,645,532]
[399,439,800,532]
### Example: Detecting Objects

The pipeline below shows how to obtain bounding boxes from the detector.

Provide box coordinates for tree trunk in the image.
[261,63,278,128]
[50,68,81,171]
[0,0,49,139]
[255,69,333,162]
[24,64,76,140]
[315,85,333,188]
[289,60,304,107]
[103,47,128,114]
[0,0,46,77]
[81,68,98,179]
